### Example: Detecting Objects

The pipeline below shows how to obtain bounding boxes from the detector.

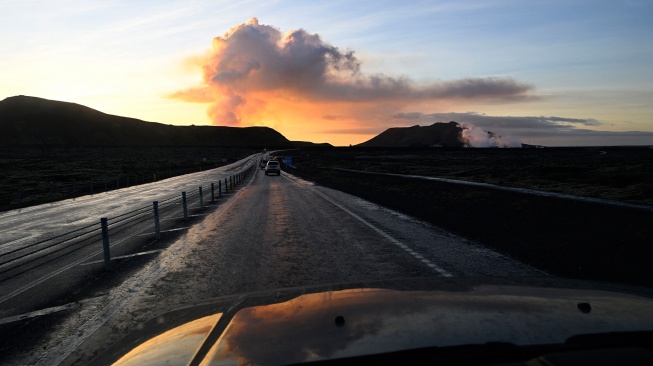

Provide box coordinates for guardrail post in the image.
[231,176,235,191]
[182,192,188,221]
[153,201,161,240]
[199,186,204,211]
[211,183,215,203]
[225,178,228,193]
[100,218,112,271]
[219,181,223,198]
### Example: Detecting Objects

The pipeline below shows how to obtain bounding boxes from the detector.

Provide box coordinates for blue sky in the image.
[2,0,652,146]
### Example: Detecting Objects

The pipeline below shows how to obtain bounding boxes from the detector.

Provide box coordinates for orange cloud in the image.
[170,18,535,144]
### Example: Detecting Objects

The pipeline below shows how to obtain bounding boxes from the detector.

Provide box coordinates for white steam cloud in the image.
[171,18,535,126]
[460,123,521,148]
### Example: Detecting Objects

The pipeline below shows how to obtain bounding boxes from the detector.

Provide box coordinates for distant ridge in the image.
[0,95,293,148]
[358,121,464,148]
[291,141,333,148]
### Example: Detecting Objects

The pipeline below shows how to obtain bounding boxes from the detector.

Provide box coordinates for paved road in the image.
[0,154,258,253]
[0,154,259,308]
[1,167,545,365]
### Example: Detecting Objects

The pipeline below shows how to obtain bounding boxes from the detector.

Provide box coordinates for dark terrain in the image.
[1,94,651,287]
[0,95,327,210]
[281,146,653,287]
[0,147,257,209]
[0,95,292,148]
[0,145,651,365]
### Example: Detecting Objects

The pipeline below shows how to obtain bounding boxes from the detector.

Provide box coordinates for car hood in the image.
[95,277,653,365]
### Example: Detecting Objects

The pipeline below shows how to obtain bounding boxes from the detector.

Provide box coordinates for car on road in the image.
[265,160,281,176]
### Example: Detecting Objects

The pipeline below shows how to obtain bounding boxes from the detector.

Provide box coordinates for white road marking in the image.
[284,174,453,278]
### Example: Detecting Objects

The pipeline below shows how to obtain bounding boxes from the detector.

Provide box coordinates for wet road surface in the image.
[1,166,545,365]
[0,154,258,308]
[0,154,257,254]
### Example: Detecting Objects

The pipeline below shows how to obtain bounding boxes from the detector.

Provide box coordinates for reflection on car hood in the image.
[99,277,653,365]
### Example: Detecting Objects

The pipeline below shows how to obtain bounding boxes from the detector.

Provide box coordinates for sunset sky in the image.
[2,0,652,146]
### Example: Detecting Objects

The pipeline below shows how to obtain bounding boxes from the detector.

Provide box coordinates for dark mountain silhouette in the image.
[291,141,333,148]
[358,121,464,147]
[0,95,292,148]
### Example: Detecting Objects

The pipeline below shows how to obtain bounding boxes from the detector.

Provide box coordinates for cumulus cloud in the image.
[170,18,535,127]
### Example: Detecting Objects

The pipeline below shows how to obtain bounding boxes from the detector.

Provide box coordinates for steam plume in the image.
[460,123,521,148]
[170,18,534,129]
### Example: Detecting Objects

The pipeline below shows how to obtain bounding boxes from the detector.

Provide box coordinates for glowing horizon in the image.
[1,1,652,146]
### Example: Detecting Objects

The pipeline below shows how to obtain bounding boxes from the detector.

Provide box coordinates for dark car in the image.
[265,160,281,175]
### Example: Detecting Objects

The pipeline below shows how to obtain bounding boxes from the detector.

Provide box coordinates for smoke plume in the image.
[170,18,535,133]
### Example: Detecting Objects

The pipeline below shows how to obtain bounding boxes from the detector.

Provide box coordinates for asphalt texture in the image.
[1,166,543,365]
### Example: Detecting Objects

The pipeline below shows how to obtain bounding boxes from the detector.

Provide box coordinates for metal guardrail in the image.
[0,164,257,283]
[0,164,233,212]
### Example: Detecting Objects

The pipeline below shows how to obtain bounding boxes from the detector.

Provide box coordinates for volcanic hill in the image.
[358,122,464,148]
[0,95,292,148]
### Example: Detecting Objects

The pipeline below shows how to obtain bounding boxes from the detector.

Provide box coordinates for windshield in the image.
[1,2,652,366]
